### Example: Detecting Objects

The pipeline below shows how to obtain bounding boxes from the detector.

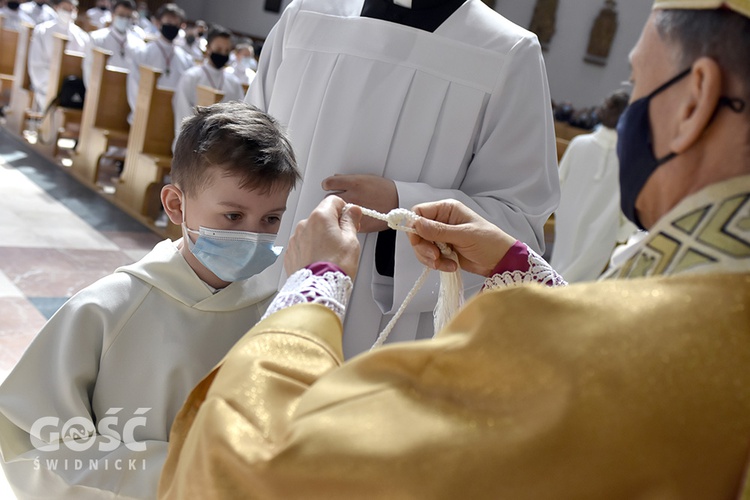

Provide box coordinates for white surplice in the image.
[246,0,559,357]
[172,62,245,143]
[126,38,194,123]
[551,126,637,282]
[0,239,275,499]
[27,18,89,110]
[83,26,145,88]
[0,7,34,31]
[18,1,55,25]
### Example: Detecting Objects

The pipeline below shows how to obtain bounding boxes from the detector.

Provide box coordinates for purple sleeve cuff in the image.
[488,241,530,276]
[306,262,347,277]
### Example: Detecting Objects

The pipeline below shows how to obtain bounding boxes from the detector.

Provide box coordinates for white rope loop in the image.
[344,204,464,349]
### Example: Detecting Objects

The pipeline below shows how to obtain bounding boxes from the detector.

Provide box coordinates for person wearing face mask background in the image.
[18,0,55,24]
[158,0,750,497]
[226,41,257,87]
[175,19,208,63]
[0,102,301,499]
[125,2,192,124]
[82,0,145,89]
[171,25,244,151]
[0,0,34,31]
[85,0,110,30]
[27,0,89,112]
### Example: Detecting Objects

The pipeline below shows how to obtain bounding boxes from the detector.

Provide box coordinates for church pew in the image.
[71,47,130,185]
[195,84,224,107]
[0,17,20,112]
[115,65,175,229]
[556,137,570,163]
[34,33,85,159]
[4,22,33,136]
[554,121,590,142]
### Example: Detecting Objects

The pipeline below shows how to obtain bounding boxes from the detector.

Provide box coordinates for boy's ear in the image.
[161,184,184,226]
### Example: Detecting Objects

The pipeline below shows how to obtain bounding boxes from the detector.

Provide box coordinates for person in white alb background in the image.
[85,0,110,29]
[226,41,256,87]
[551,91,638,282]
[172,25,244,147]
[245,0,560,357]
[27,0,89,111]
[126,2,192,123]
[0,1,34,31]
[83,0,145,88]
[18,0,55,25]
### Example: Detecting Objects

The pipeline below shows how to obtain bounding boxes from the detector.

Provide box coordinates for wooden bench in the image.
[556,137,570,163]
[554,121,590,142]
[0,17,20,112]
[115,65,175,232]
[71,47,130,185]
[34,33,85,158]
[195,84,225,107]
[4,22,33,136]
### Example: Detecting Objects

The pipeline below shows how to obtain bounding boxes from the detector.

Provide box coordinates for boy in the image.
[83,0,145,88]
[126,3,192,123]
[27,0,89,111]
[172,25,244,147]
[0,102,300,498]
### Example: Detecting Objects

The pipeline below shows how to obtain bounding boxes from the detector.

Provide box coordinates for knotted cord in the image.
[344,205,464,349]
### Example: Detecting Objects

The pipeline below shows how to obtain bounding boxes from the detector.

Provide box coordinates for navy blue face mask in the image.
[616,68,745,229]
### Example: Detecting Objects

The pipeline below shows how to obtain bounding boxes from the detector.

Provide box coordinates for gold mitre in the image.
[653,0,750,18]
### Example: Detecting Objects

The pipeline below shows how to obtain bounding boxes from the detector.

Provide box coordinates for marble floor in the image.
[0,128,162,376]
[0,128,163,497]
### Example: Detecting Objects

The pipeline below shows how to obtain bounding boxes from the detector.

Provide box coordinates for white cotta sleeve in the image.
[0,282,167,499]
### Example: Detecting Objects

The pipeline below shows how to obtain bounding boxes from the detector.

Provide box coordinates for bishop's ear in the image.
[670,57,723,154]
[161,184,185,226]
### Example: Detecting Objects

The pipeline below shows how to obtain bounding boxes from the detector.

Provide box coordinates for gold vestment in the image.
[160,177,750,499]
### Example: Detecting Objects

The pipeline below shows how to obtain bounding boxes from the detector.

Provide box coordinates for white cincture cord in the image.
[344,205,464,349]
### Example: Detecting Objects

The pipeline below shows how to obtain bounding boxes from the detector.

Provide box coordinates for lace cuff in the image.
[262,268,354,322]
[483,244,567,289]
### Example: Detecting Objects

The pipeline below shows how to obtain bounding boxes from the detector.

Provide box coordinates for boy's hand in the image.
[321,174,397,233]
[285,196,362,278]
[408,199,517,277]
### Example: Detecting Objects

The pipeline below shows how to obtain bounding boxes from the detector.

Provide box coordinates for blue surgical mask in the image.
[112,15,130,33]
[617,67,746,229]
[181,200,281,282]
[184,226,281,282]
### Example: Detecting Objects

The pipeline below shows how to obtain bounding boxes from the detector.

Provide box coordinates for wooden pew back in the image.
[45,33,84,109]
[4,22,33,135]
[195,84,224,107]
[116,65,174,218]
[72,47,129,183]
[0,18,19,77]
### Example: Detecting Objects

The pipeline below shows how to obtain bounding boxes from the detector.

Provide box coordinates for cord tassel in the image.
[345,204,464,349]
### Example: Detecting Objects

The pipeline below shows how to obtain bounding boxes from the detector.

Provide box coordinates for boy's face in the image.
[170,166,290,288]
[182,167,289,236]
[208,36,232,57]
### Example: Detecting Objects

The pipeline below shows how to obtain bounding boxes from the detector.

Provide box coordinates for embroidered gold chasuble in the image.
[605,175,750,279]
[159,176,750,499]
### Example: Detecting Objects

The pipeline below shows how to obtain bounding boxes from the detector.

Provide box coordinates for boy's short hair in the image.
[53,0,78,7]
[155,2,184,22]
[172,102,300,196]
[206,24,232,46]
